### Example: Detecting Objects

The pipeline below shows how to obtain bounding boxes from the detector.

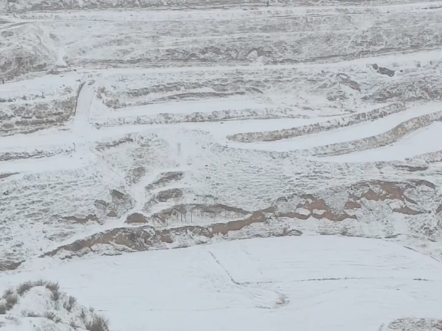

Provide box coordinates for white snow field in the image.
[2,236,442,331]
[2,0,442,329]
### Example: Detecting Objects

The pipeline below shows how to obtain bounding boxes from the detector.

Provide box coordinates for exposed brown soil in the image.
[126,212,148,224]
[40,179,438,260]
[42,210,297,258]
[274,180,432,222]
[156,188,184,202]
[151,203,250,223]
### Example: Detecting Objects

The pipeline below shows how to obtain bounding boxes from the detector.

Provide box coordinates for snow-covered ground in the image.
[227,102,442,152]
[322,121,442,162]
[1,0,442,328]
[1,0,442,251]
[2,236,442,331]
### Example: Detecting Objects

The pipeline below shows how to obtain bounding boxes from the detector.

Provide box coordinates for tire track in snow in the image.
[208,250,289,309]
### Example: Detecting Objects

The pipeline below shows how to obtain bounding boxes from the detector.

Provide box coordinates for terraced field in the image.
[1,1,442,329]
[1,0,442,265]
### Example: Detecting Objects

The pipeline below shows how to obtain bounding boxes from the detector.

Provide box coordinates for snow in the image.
[106,95,269,117]
[2,1,442,329]
[0,280,109,331]
[1,236,442,331]
[322,121,442,162]
[0,153,94,173]
[227,102,442,152]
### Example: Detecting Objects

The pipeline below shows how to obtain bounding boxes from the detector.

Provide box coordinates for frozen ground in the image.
[2,236,442,331]
[1,0,442,328]
[227,102,442,152]
[322,121,442,163]
[0,236,442,331]
[0,0,442,263]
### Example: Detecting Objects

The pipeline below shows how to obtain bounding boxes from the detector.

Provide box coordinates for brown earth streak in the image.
[41,179,436,259]
[275,180,432,221]
[126,212,148,224]
[42,211,286,258]
[151,203,250,223]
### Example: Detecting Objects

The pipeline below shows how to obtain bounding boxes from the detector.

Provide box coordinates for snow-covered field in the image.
[1,0,442,328]
[2,236,442,331]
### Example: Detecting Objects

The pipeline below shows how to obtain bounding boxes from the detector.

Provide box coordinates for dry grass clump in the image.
[0,279,111,330]
[21,310,39,317]
[4,292,18,311]
[16,280,47,296]
[1,279,61,314]
[85,315,110,331]
[45,281,60,301]
[44,281,59,293]
[44,311,62,323]
[1,288,17,313]
[0,302,6,314]
[16,282,34,296]
[64,295,77,312]
[78,308,110,331]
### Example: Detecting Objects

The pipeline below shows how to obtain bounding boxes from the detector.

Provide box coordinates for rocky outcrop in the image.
[155,188,184,202]
[94,189,135,220]
[275,179,435,221]
[42,210,302,258]
[41,179,441,259]
[126,213,148,224]
[150,203,250,224]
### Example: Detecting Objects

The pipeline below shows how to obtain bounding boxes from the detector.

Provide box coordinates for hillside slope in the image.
[0,0,442,280]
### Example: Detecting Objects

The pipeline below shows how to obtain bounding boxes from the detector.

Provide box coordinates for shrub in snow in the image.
[0,279,111,331]
[85,315,110,331]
